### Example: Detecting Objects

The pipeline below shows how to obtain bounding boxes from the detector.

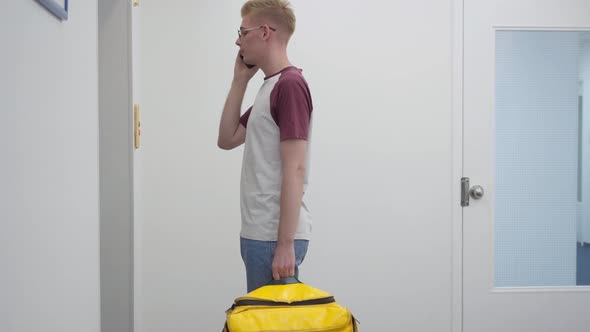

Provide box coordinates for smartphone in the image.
[240,55,256,69]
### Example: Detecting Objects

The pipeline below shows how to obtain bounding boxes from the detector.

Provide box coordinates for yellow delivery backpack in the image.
[223,278,358,332]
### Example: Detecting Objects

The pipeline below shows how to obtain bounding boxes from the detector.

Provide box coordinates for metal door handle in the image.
[461,178,484,207]
[469,185,484,199]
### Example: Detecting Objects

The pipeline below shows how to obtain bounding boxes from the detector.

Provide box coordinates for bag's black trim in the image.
[233,296,335,308]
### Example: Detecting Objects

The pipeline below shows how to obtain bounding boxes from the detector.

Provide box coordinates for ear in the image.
[261,24,272,41]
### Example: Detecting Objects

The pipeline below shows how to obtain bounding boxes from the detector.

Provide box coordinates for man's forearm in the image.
[218,80,247,146]
[277,168,305,244]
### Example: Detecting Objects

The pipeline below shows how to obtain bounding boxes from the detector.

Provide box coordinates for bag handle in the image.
[265,277,301,286]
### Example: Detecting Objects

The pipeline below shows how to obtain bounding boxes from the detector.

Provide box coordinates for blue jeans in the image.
[240,237,309,292]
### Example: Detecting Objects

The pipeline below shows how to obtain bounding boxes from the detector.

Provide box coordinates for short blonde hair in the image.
[241,0,296,37]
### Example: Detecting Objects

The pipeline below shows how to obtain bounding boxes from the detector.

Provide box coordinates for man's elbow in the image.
[284,164,306,178]
[217,138,232,150]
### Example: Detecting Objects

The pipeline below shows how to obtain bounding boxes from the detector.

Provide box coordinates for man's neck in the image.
[259,51,291,78]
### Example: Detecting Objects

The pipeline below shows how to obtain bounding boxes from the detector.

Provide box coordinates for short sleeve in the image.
[270,76,313,141]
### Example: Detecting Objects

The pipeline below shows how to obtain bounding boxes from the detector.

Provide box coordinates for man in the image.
[217,0,313,292]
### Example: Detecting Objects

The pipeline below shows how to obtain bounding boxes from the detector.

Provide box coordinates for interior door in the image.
[463,0,590,331]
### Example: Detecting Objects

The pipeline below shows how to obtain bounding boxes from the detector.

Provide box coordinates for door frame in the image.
[451,1,464,332]
[98,0,135,331]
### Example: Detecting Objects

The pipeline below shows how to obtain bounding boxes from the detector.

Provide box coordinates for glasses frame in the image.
[238,25,277,39]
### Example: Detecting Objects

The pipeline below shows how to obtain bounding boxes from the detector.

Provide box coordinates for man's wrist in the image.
[277,238,294,246]
[232,78,249,88]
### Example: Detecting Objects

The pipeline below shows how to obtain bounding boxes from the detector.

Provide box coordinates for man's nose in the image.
[235,37,241,46]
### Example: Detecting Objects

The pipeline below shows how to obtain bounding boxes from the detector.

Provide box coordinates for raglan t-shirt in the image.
[238,66,313,241]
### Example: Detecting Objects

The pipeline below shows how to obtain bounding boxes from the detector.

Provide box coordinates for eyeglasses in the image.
[238,25,276,39]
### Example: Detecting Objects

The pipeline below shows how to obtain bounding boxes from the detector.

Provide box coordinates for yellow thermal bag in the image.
[223,278,358,332]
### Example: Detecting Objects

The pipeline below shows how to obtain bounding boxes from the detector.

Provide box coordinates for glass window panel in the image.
[495,30,590,287]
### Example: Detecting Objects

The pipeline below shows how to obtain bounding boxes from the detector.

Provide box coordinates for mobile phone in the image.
[240,55,256,69]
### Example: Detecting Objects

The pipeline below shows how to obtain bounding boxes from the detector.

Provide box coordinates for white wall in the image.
[0,1,100,332]
[137,1,453,331]
[495,31,579,286]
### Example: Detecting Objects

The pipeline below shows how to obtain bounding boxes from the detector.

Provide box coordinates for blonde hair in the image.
[241,0,296,38]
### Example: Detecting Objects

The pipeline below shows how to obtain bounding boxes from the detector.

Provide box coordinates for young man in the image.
[217,0,313,292]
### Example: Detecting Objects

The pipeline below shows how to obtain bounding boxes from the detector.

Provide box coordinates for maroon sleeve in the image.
[239,106,253,128]
[270,75,313,141]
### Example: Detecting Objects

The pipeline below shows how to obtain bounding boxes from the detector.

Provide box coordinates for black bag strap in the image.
[265,277,301,286]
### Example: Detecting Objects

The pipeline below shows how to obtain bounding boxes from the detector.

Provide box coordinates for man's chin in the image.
[244,60,257,68]
[240,54,255,67]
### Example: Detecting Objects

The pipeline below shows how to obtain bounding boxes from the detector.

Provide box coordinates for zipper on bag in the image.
[233,296,336,308]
